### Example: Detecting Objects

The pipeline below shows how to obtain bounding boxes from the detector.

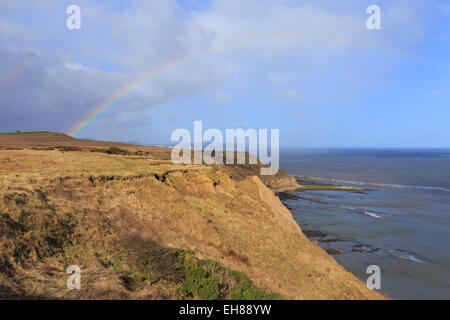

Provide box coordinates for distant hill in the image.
[0,131,75,139]
[0,131,168,152]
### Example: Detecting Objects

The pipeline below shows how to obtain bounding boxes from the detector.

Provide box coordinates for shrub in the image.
[177,255,282,300]
[231,273,282,300]
[56,146,81,152]
[105,147,128,155]
[3,192,28,206]
[180,265,220,300]
[89,147,129,155]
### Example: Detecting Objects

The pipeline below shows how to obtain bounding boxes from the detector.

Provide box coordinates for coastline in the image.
[270,173,389,298]
[276,158,449,299]
[268,175,372,193]
[0,134,385,299]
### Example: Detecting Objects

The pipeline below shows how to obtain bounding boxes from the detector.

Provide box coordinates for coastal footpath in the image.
[0,132,385,299]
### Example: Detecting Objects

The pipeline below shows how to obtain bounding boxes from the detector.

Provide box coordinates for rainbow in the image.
[68,37,272,137]
[68,51,209,137]
[68,36,410,138]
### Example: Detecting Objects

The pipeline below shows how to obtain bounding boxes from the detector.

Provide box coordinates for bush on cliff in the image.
[179,265,220,300]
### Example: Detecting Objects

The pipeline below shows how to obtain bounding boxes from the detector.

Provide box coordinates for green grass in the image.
[177,256,282,300]
[179,265,220,299]
[230,272,282,300]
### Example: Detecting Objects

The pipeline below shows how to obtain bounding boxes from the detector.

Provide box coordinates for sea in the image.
[279,148,450,300]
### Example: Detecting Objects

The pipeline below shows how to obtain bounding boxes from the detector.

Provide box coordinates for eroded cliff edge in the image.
[0,140,385,299]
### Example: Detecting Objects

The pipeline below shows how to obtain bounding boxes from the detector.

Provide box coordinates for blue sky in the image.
[0,0,449,147]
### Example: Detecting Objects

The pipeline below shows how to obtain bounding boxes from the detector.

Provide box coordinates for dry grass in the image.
[0,133,385,300]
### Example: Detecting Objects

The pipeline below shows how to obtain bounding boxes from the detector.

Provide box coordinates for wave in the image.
[388,251,425,264]
[296,176,450,193]
[344,207,384,219]
[362,210,383,219]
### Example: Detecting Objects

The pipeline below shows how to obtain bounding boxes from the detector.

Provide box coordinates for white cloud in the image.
[277,89,301,103]
[431,90,442,97]
[268,74,287,83]
[64,63,84,71]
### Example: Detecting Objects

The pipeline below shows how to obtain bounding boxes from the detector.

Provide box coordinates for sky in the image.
[0,0,449,148]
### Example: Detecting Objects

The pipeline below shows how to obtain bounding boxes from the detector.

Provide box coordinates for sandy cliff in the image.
[0,133,385,299]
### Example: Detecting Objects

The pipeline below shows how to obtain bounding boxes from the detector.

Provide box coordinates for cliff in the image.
[0,135,384,299]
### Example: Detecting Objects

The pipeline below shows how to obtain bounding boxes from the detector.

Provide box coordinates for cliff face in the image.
[0,142,384,299]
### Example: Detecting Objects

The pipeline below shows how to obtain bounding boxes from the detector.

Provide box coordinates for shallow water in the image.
[279,148,450,299]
